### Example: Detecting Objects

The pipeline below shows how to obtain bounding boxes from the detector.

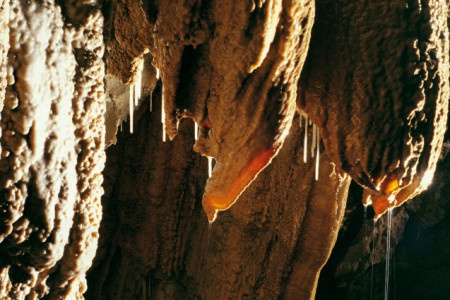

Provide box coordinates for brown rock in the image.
[298,0,449,218]
[0,1,105,298]
[87,110,351,300]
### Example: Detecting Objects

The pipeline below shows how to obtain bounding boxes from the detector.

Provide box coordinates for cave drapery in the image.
[0,0,449,299]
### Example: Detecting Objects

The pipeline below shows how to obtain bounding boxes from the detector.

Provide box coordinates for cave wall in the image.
[0,1,105,298]
[86,98,351,299]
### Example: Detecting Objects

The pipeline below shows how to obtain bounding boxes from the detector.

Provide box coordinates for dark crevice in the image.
[174,45,206,117]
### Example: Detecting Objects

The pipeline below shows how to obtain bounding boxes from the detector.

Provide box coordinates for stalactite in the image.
[134,64,142,107]
[315,126,320,181]
[208,156,213,178]
[311,124,316,158]
[194,122,198,141]
[161,83,166,142]
[304,115,308,163]
[129,86,134,134]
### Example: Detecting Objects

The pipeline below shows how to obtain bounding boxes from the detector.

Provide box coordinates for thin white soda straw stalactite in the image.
[315,125,320,181]
[156,68,160,80]
[134,68,142,107]
[161,83,166,142]
[129,86,134,134]
[384,208,393,300]
[194,122,198,140]
[303,116,308,163]
[208,157,213,178]
[311,124,317,158]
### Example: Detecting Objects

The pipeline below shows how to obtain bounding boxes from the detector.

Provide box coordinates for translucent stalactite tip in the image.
[208,157,213,178]
[134,67,142,107]
[303,116,308,163]
[129,86,134,134]
[194,122,198,141]
[161,83,165,142]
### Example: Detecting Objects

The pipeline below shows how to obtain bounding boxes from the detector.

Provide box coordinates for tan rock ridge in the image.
[0,0,105,298]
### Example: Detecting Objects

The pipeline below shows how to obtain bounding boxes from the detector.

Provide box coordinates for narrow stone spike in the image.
[303,116,308,163]
[161,84,165,142]
[208,157,213,178]
[129,86,134,134]
[135,69,141,106]
[315,127,320,180]
[311,124,316,158]
[194,122,198,140]
[156,68,160,80]
[299,113,302,129]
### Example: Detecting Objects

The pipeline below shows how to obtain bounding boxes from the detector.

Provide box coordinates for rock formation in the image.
[0,0,448,299]
[298,0,449,218]
[0,0,104,298]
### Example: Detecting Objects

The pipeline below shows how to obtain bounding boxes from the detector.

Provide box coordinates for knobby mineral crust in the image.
[105,0,317,222]
[0,0,105,298]
[298,0,449,217]
[86,112,351,300]
[0,0,448,299]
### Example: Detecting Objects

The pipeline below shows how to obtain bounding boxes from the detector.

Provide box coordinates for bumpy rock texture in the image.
[92,0,448,298]
[0,0,449,299]
[0,0,105,298]
[86,110,350,300]
[106,0,316,222]
[298,0,449,218]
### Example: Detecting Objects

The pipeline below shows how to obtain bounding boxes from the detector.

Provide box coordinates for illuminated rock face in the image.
[106,0,316,222]
[0,1,105,298]
[298,0,449,218]
[107,0,448,222]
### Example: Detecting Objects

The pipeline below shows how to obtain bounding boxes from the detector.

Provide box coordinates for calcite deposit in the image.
[298,0,449,218]
[106,0,316,222]
[0,0,104,298]
[107,0,449,222]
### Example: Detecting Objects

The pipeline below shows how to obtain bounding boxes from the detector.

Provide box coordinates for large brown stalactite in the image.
[298,0,449,218]
[106,0,317,222]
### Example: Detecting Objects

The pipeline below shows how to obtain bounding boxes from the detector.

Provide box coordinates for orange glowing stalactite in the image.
[203,147,276,222]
